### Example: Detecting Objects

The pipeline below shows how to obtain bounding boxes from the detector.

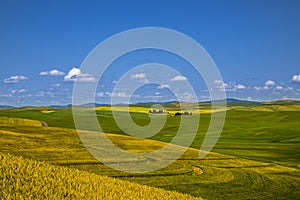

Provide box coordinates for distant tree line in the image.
[174,111,192,116]
[148,109,192,116]
[148,109,166,114]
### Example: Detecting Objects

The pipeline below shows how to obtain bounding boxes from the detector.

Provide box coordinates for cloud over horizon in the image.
[64,67,97,82]
[4,75,27,83]
[130,73,149,84]
[158,84,170,89]
[1,70,300,106]
[130,73,146,79]
[236,84,246,90]
[40,69,65,76]
[265,80,276,86]
[213,80,246,91]
[292,74,300,83]
[11,89,26,94]
[171,75,187,81]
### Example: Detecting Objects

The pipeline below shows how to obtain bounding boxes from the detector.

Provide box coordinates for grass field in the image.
[0,153,200,200]
[0,101,300,199]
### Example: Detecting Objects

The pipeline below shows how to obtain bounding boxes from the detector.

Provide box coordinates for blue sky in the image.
[0,0,300,106]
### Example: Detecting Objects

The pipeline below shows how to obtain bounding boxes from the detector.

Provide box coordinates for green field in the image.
[0,101,300,199]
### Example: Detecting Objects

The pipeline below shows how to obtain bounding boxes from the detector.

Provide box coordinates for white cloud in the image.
[227,83,246,91]
[177,92,193,101]
[64,67,97,82]
[246,96,253,101]
[254,86,260,91]
[255,82,292,92]
[105,92,127,98]
[276,85,283,90]
[40,69,65,76]
[4,75,27,83]
[263,86,269,90]
[18,89,26,93]
[113,92,127,98]
[96,91,128,98]
[130,73,149,83]
[11,89,26,94]
[213,80,227,89]
[36,91,45,97]
[132,94,141,98]
[112,80,118,84]
[130,73,146,79]
[155,92,160,95]
[214,80,224,85]
[236,84,246,90]
[292,74,300,83]
[255,81,278,91]
[265,80,276,86]
[158,84,169,89]
[97,92,104,97]
[0,93,12,97]
[52,83,60,87]
[138,78,149,84]
[138,95,163,100]
[36,90,55,97]
[254,85,269,91]
[171,75,187,81]
[213,80,245,91]
[64,68,80,81]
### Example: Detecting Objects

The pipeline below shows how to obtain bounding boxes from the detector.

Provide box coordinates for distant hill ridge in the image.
[1,98,300,108]
[0,105,14,108]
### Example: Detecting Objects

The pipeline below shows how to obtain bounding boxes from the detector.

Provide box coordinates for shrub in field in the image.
[0,153,201,200]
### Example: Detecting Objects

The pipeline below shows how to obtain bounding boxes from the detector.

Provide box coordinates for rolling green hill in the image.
[0,102,300,199]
